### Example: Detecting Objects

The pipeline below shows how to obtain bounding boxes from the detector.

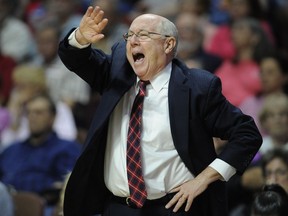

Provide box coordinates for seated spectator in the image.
[258,93,288,154]
[0,94,81,206]
[209,0,230,25]
[32,20,90,108]
[0,0,36,63]
[91,0,128,54]
[0,181,13,216]
[176,0,217,50]
[174,12,222,73]
[261,149,288,193]
[206,0,273,60]
[266,0,288,59]
[215,18,274,107]
[239,53,288,136]
[230,94,288,213]
[229,148,288,216]
[1,64,77,150]
[45,0,83,39]
[251,184,288,216]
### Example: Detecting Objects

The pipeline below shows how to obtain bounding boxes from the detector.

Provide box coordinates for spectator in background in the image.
[32,20,90,108]
[266,0,288,59]
[128,0,179,20]
[228,98,288,214]
[45,0,83,39]
[251,184,288,216]
[206,0,273,60]
[261,149,288,194]
[229,149,288,216]
[91,0,128,53]
[0,0,36,63]
[20,0,48,31]
[177,0,218,52]
[174,12,222,73]
[209,0,230,25]
[0,94,81,210]
[0,181,13,216]
[215,18,274,107]
[0,64,77,150]
[258,93,288,155]
[239,53,288,136]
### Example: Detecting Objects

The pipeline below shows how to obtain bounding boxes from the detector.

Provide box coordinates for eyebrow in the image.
[128,29,151,33]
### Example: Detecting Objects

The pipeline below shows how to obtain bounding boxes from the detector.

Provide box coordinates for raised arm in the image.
[75,6,109,45]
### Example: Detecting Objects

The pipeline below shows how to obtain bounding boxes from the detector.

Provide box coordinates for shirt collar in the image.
[136,62,172,93]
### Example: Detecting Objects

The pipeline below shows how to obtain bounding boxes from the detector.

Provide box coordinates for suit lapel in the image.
[85,69,136,148]
[168,63,194,172]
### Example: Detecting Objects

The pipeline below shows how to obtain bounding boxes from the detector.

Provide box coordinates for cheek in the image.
[126,52,134,66]
[279,176,288,188]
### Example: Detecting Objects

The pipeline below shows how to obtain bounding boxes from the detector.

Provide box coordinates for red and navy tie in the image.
[126,80,149,208]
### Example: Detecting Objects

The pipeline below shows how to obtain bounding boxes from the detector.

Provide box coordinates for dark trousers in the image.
[102,193,193,216]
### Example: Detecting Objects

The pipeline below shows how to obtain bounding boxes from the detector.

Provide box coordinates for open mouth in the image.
[133,53,145,63]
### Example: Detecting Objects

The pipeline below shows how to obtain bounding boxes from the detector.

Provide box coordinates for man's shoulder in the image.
[172,58,218,88]
[173,58,215,78]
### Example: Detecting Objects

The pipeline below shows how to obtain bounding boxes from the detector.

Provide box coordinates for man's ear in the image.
[164,37,176,54]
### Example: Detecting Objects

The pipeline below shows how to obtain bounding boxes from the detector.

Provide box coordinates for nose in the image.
[267,175,278,185]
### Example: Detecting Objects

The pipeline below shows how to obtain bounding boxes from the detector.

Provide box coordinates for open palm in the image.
[77,6,108,45]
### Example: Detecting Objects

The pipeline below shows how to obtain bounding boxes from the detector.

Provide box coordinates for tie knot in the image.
[138,80,150,96]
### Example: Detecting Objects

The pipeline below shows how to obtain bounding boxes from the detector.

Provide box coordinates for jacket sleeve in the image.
[203,76,262,174]
[58,28,112,94]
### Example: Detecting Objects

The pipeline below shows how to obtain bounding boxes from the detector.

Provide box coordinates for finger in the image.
[185,196,193,212]
[173,195,186,212]
[85,6,94,18]
[97,18,109,33]
[165,192,182,209]
[90,34,105,43]
[90,6,101,20]
[93,9,105,24]
[169,186,181,193]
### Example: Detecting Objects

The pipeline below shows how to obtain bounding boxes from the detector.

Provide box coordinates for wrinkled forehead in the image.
[129,14,161,32]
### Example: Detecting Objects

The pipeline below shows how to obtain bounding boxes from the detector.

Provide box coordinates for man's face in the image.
[263,101,288,138]
[265,158,288,193]
[260,58,286,94]
[125,15,173,81]
[26,98,55,136]
[36,28,59,63]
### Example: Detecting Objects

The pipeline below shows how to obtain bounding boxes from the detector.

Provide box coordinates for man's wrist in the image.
[68,28,90,49]
[75,28,90,46]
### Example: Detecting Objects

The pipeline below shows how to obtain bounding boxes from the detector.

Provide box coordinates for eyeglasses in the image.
[123,30,171,41]
[266,111,288,119]
[265,169,288,178]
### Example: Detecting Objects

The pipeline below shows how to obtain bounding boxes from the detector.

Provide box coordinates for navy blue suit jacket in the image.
[58,30,262,216]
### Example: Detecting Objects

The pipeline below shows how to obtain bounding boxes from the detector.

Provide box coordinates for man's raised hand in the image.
[75,6,108,45]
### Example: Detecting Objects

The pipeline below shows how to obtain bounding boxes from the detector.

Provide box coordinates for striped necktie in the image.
[126,80,149,208]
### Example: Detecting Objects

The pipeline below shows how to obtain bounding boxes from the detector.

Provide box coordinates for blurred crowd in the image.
[1,0,288,216]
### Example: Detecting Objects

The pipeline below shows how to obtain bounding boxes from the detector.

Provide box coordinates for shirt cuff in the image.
[209,158,236,181]
[68,28,90,49]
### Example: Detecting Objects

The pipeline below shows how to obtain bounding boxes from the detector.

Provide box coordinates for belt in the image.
[110,193,176,208]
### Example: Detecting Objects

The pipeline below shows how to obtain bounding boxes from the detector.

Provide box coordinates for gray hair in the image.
[157,18,179,58]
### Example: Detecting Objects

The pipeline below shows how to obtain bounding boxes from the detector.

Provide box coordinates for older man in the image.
[58,5,262,216]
